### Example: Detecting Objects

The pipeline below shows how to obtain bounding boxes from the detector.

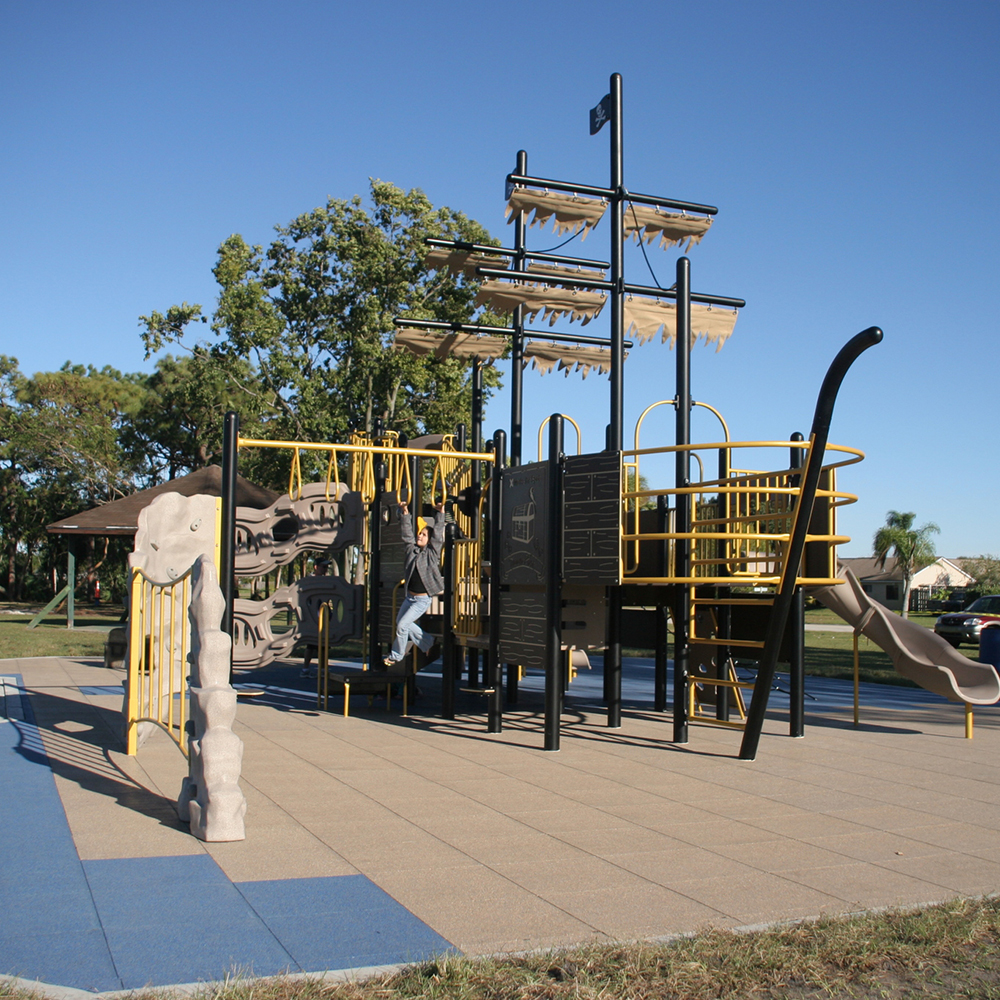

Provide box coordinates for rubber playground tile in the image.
[544,882,730,938]
[78,685,124,696]
[104,920,294,991]
[0,927,120,994]
[778,862,949,909]
[235,875,455,973]
[83,856,296,989]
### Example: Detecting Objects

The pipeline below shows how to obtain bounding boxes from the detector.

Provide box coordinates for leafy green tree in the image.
[957,555,1000,597]
[141,180,504,488]
[126,353,272,480]
[873,510,939,618]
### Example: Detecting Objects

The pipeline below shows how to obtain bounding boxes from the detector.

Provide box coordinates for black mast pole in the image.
[672,257,692,744]
[510,150,527,468]
[605,72,625,729]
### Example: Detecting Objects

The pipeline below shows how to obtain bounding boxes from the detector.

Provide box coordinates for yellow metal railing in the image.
[125,499,221,757]
[126,566,192,756]
[453,538,483,638]
[621,440,863,586]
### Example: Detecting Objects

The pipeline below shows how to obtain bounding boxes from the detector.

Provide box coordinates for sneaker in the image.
[422,642,441,667]
[382,656,397,669]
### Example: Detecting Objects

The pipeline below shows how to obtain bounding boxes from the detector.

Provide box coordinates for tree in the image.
[125,353,272,481]
[141,180,505,489]
[957,555,1000,597]
[873,510,939,618]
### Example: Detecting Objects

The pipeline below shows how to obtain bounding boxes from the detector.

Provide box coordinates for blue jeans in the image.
[389,593,433,662]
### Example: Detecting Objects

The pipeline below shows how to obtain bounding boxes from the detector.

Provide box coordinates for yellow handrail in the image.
[537,414,582,460]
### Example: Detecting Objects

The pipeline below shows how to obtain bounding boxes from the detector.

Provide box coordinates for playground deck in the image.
[4,654,1000,995]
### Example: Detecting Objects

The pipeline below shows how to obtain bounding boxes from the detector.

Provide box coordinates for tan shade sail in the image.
[393,327,509,361]
[624,298,738,350]
[505,189,607,240]
[524,341,619,379]
[393,327,614,379]
[524,261,607,283]
[476,279,607,326]
[623,204,713,251]
[424,247,509,279]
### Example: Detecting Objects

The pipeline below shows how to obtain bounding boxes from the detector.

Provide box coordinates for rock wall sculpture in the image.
[233,575,364,668]
[125,493,219,749]
[235,481,364,576]
[178,553,247,842]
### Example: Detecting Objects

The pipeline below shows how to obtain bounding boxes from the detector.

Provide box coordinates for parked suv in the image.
[934,595,1000,647]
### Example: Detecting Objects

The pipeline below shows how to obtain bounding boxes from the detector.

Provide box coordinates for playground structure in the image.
[123,74,998,774]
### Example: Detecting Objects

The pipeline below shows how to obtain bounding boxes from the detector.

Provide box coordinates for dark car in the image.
[934,595,1000,647]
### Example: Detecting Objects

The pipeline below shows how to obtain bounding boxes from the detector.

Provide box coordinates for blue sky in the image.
[2,1,997,557]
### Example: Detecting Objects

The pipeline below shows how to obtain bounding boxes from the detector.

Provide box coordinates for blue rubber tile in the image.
[1,886,104,934]
[0,677,119,991]
[237,876,456,974]
[237,874,397,917]
[84,857,296,989]
[105,918,296,990]
[0,928,121,993]
[84,853,229,895]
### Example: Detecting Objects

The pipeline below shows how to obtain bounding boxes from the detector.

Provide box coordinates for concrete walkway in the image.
[4,655,1000,995]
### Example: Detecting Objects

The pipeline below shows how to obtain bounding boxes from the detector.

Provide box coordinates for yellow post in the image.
[853,632,860,728]
[965,702,973,739]
[126,569,142,755]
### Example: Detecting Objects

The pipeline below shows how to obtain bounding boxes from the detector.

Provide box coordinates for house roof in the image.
[838,556,898,582]
[46,466,281,537]
[838,556,975,586]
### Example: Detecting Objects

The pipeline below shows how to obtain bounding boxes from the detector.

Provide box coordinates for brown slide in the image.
[811,569,1000,705]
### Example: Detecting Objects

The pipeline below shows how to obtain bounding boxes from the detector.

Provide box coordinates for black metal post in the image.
[221,411,239,680]
[672,257,692,744]
[609,72,624,452]
[367,461,386,671]
[471,358,484,499]
[510,150,527,467]
[789,585,805,737]
[739,327,883,760]
[717,436,731,721]
[544,414,564,751]
[487,430,506,731]
[654,494,669,712]
[442,522,458,720]
[789,431,806,736]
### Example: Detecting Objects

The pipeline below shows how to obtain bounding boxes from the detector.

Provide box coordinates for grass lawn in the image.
[3,895,998,1000]
[0,602,125,660]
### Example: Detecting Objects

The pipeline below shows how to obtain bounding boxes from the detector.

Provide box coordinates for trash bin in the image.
[979,623,1000,668]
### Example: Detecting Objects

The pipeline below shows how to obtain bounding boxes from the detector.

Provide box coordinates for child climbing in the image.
[384,501,445,668]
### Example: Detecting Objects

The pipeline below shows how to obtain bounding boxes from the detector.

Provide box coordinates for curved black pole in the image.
[739,327,883,760]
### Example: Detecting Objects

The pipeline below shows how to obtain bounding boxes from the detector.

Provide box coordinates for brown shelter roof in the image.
[46,466,281,537]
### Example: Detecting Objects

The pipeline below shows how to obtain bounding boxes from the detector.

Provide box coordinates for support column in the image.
[510,150,527,468]
[672,257,692,744]
[544,415,564,751]
[221,411,239,679]
[487,430,506,732]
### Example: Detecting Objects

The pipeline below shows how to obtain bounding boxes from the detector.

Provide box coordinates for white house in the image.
[838,557,975,613]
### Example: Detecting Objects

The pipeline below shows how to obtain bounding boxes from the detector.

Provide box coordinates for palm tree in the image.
[873,510,940,618]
